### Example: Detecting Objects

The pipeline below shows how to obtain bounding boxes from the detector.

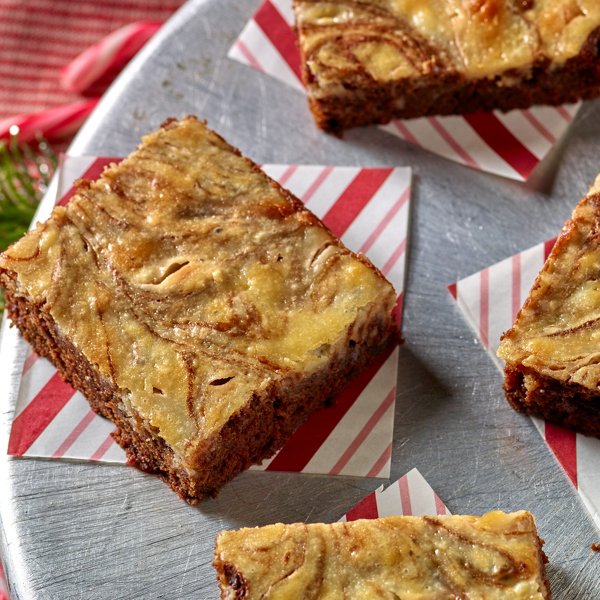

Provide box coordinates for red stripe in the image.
[0,29,103,48]
[447,282,457,300]
[0,42,78,60]
[91,434,116,461]
[0,8,166,25]
[0,0,182,14]
[544,237,557,261]
[381,237,406,276]
[545,423,577,487]
[464,112,538,180]
[301,166,333,204]
[556,106,574,122]
[345,491,379,521]
[275,164,297,187]
[22,351,38,374]
[434,494,447,515]
[522,109,556,144]
[479,268,489,349]
[329,387,396,475]
[0,79,74,92]
[359,185,410,254]
[392,120,419,145]
[234,39,263,71]
[52,409,96,458]
[366,442,392,477]
[512,254,521,321]
[253,0,302,82]
[399,475,413,515]
[8,372,76,456]
[392,293,404,331]
[323,169,392,238]
[0,15,128,34]
[427,116,479,169]
[0,56,71,70]
[266,343,396,472]
[58,157,120,206]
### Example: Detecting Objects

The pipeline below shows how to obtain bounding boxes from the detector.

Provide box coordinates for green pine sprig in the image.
[0,134,57,313]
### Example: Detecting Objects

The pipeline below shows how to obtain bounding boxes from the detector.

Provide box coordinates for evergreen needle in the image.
[0,134,57,315]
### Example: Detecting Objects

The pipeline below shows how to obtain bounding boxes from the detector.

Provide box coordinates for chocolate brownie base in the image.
[2,269,396,504]
[504,365,600,439]
[308,26,600,132]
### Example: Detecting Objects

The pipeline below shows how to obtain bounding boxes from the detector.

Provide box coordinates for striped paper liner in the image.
[449,240,600,530]
[341,468,450,521]
[7,156,412,479]
[228,0,580,182]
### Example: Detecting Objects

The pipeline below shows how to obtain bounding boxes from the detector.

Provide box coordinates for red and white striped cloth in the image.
[449,241,600,530]
[342,468,450,521]
[0,0,184,121]
[7,156,412,480]
[0,562,8,600]
[228,0,580,182]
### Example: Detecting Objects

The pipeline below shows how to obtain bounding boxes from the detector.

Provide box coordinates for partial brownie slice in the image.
[0,116,397,503]
[293,0,600,132]
[498,175,600,437]
[214,511,550,599]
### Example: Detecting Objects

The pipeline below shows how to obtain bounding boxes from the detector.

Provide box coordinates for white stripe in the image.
[261,163,293,182]
[333,401,394,478]
[350,199,409,290]
[271,0,295,25]
[62,412,119,461]
[562,102,581,119]
[278,165,334,201]
[526,106,571,141]
[388,117,466,166]
[375,479,404,517]
[341,168,409,253]
[301,347,398,475]
[456,270,483,348]
[494,110,551,161]
[406,468,438,516]
[232,19,302,91]
[576,434,600,530]
[302,167,360,218]
[443,115,522,180]
[385,256,407,301]
[97,438,127,463]
[519,243,546,305]
[14,357,57,418]
[26,391,86,456]
[487,253,516,356]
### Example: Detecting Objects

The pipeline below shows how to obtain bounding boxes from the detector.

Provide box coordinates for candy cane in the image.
[0,99,100,144]
[60,21,162,94]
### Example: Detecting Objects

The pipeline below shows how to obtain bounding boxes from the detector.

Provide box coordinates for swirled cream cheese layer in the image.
[214,511,549,599]
[499,176,600,389]
[0,117,396,461]
[294,0,600,87]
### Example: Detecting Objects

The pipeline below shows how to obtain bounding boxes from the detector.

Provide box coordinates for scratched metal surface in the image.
[1,0,600,597]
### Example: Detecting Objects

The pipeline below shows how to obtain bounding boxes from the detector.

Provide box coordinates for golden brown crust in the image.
[213,512,550,599]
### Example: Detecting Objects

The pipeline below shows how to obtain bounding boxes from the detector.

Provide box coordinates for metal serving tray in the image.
[1,1,600,597]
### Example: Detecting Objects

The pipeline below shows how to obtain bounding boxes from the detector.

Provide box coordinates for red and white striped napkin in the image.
[0,562,8,600]
[449,241,600,530]
[341,468,450,521]
[7,156,412,480]
[228,0,580,181]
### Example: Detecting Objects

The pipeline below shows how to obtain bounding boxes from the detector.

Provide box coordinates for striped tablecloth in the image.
[0,2,185,597]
